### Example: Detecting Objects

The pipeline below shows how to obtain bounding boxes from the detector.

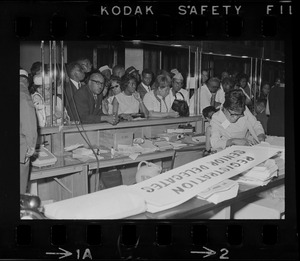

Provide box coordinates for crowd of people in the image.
[24,58,284,139]
[20,58,284,192]
[23,58,285,130]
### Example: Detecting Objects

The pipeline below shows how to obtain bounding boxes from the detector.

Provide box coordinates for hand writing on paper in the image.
[257,133,266,142]
[227,138,252,147]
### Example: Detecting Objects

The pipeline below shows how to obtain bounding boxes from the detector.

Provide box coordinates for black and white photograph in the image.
[19,40,285,220]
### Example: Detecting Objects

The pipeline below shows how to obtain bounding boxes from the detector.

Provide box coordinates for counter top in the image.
[39,115,203,134]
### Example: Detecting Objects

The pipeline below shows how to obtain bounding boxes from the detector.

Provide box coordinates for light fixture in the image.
[241,55,249,58]
[171,44,183,47]
[132,40,141,44]
[225,54,232,56]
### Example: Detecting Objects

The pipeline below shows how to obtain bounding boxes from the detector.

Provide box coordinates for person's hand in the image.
[26,147,35,158]
[132,92,142,102]
[257,133,266,142]
[168,110,179,118]
[228,138,252,146]
[120,114,133,121]
[102,114,119,125]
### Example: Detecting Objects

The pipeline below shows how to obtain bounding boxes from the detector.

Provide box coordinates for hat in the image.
[170,68,179,75]
[33,74,50,85]
[20,69,29,78]
[99,65,112,73]
[173,72,184,81]
[125,66,139,75]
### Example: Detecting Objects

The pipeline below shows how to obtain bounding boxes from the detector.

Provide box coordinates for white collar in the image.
[219,107,231,129]
[141,82,150,91]
[70,78,80,89]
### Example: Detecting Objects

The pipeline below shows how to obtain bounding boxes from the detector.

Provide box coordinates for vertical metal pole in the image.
[93,48,97,69]
[41,41,45,101]
[159,50,162,70]
[60,41,65,157]
[254,57,258,102]
[60,41,64,126]
[259,58,263,97]
[194,48,198,115]
[259,47,264,97]
[53,41,57,107]
[198,49,202,115]
[250,57,253,96]
[187,46,191,93]
[49,41,53,126]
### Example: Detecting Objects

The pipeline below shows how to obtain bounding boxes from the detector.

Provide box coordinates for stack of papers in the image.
[72,148,104,161]
[32,146,57,167]
[197,179,239,204]
[153,141,174,150]
[233,159,278,186]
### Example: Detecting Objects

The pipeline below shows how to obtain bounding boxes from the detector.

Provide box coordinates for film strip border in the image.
[5,1,293,39]
[1,222,298,259]
[0,0,297,260]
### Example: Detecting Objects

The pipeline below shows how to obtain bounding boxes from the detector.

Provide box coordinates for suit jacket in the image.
[64,79,80,121]
[267,86,284,136]
[74,85,104,124]
[137,82,151,100]
[20,84,37,163]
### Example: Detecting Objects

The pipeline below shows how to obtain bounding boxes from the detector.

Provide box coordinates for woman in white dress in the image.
[112,75,149,120]
[143,74,179,118]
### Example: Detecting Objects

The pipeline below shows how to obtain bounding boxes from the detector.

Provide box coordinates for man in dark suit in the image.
[64,62,85,121]
[20,69,37,194]
[74,71,118,124]
[137,68,153,99]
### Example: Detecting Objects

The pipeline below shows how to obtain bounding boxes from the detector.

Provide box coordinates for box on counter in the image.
[99,130,134,150]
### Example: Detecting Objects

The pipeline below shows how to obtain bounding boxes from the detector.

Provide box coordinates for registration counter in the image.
[29,116,204,203]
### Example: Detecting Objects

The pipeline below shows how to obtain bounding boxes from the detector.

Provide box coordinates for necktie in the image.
[210,93,216,107]
[78,82,81,89]
[93,94,97,108]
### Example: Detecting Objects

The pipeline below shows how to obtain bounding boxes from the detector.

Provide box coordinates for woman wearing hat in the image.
[30,73,69,126]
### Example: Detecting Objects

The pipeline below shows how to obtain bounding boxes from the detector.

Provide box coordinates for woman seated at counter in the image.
[210,89,266,151]
[112,74,149,120]
[143,74,179,118]
[102,76,122,115]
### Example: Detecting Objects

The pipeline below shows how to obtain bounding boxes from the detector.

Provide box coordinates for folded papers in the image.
[72,148,104,161]
[197,179,239,204]
[233,159,279,186]
[32,146,57,167]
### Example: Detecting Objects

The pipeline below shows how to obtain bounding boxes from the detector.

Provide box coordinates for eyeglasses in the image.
[111,84,120,88]
[226,108,244,118]
[90,79,104,86]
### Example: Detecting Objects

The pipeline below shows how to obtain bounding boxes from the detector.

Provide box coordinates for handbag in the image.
[171,92,189,117]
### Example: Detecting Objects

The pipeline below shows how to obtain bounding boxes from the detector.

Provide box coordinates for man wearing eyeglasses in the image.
[210,89,266,151]
[73,71,118,125]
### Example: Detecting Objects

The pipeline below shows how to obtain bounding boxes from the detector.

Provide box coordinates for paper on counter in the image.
[129,153,140,160]
[192,136,206,143]
[64,143,84,151]
[197,180,239,205]
[168,142,188,149]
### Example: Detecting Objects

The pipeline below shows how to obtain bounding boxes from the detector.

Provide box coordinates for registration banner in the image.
[130,145,281,213]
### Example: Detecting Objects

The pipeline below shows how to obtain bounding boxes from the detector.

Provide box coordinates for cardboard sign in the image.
[130,145,280,213]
